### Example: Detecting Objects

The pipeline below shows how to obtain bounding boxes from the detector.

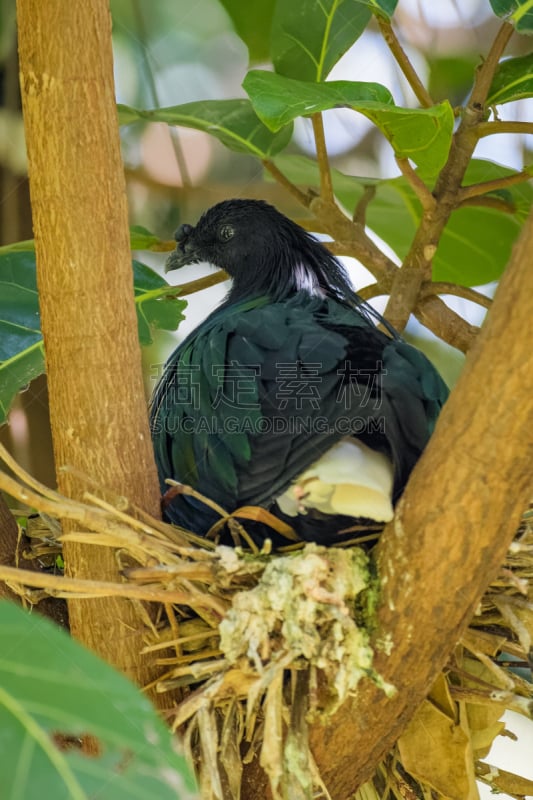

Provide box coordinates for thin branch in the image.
[262,159,310,207]
[395,157,435,211]
[415,295,479,353]
[326,236,397,284]
[311,113,335,203]
[477,120,533,138]
[458,195,516,214]
[375,15,433,108]
[470,21,515,107]
[422,281,492,310]
[459,169,532,202]
[356,282,388,301]
[353,185,376,225]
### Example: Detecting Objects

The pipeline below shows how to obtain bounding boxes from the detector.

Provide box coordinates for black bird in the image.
[150,199,448,545]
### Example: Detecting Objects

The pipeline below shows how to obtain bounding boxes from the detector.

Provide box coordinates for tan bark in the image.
[16,0,165,698]
[243,201,533,798]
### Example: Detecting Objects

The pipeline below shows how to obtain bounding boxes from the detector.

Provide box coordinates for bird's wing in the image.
[150,294,448,513]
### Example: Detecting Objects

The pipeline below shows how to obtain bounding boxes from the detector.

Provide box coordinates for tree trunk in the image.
[243,205,533,798]
[17,0,165,699]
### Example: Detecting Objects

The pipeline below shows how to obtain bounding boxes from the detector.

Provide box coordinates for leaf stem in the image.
[375,15,433,108]
[311,112,335,203]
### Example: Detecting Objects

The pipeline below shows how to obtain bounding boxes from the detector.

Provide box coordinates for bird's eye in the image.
[218,224,235,242]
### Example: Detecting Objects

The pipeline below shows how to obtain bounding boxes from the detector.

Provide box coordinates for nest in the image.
[1,445,532,800]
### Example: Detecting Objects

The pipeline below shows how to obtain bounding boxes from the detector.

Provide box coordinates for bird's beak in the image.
[164,247,201,273]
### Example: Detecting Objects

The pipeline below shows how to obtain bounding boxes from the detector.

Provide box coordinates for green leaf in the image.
[133,260,187,346]
[0,601,197,800]
[0,253,186,424]
[0,239,35,255]
[271,0,371,81]
[244,71,453,173]
[118,100,293,158]
[130,225,162,251]
[487,51,533,104]
[0,251,43,424]
[218,0,276,61]
[489,0,533,31]
[243,70,393,129]
[269,155,532,286]
[361,0,398,18]
[360,102,454,174]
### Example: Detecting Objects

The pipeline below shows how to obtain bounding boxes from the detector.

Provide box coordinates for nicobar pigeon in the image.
[150,199,449,546]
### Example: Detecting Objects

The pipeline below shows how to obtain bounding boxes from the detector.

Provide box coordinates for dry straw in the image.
[0,442,532,800]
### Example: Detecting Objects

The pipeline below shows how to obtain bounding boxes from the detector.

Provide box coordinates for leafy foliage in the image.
[118,100,293,158]
[488,51,533,104]
[270,0,371,81]
[218,0,276,61]
[0,251,186,424]
[489,0,533,32]
[0,601,197,800]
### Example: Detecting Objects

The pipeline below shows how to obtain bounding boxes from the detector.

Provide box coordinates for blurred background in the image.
[0,1,531,794]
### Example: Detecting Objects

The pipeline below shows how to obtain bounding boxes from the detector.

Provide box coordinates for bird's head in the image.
[165,199,356,303]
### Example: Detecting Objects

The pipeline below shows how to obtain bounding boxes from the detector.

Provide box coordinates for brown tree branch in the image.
[458,195,516,214]
[414,294,479,352]
[423,281,492,310]
[375,15,434,108]
[382,21,514,333]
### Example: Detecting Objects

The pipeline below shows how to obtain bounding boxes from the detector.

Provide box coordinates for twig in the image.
[395,158,435,212]
[458,195,516,214]
[311,113,335,203]
[458,170,533,202]
[422,281,492,309]
[470,22,515,107]
[382,20,515,333]
[375,15,433,108]
[356,282,387,301]
[352,185,376,225]
[261,159,310,207]
[477,120,533,137]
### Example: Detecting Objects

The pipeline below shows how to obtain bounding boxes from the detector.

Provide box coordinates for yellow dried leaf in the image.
[397,699,479,800]
[428,672,457,721]
[477,761,533,796]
